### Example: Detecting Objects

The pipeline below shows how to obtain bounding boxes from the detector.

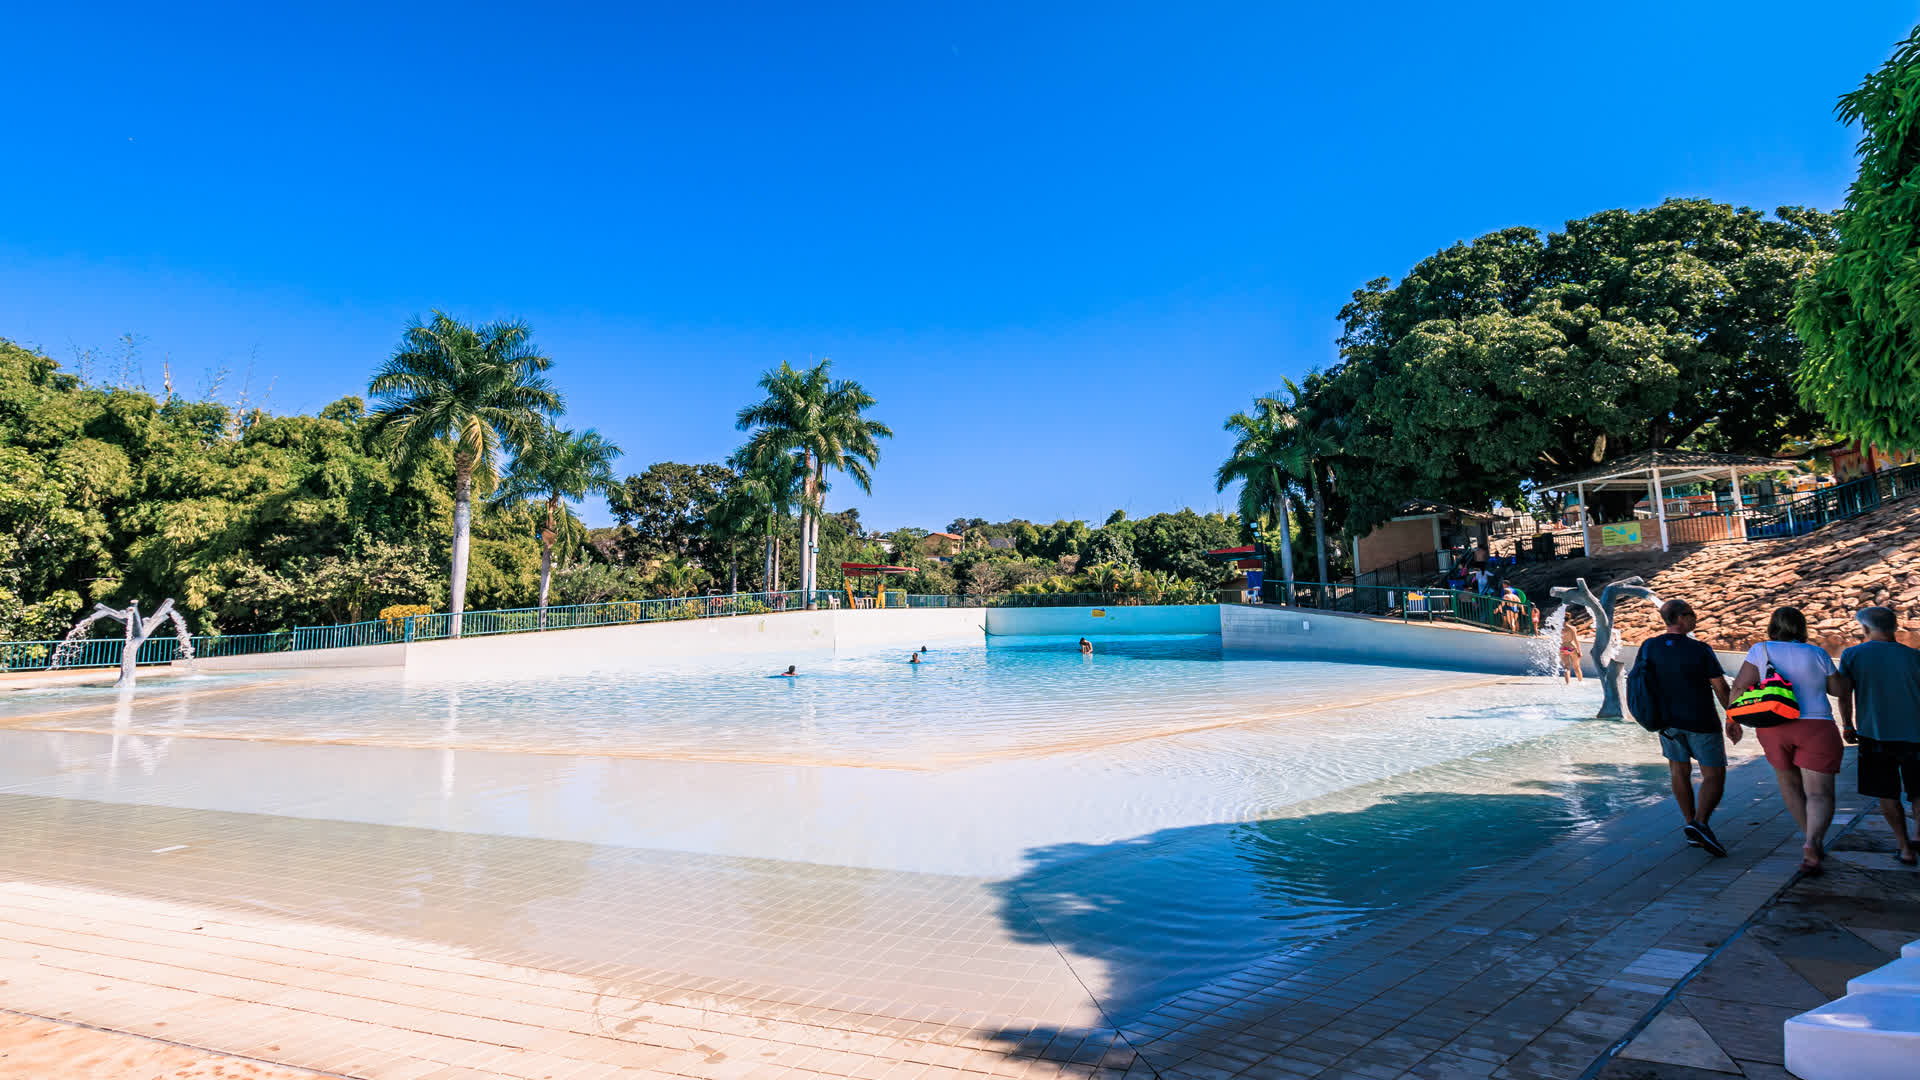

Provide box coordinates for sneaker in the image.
[1684,827,1702,848]
[1686,822,1727,858]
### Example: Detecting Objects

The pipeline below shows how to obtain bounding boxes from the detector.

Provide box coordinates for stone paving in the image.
[0,743,1838,1079]
[1596,796,1920,1080]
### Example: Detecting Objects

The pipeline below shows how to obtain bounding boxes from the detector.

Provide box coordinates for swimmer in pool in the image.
[774,665,797,677]
[1079,637,1093,655]
[908,653,920,664]
[920,646,928,653]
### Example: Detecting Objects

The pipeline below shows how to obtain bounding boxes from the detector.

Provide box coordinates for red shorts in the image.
[1755,715,1845,775]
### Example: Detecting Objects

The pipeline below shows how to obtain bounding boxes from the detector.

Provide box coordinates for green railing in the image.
[2,579,1542,675]
[1266,580,1540,636]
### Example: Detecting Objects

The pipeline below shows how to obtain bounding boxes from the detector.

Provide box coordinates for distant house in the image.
[921,532,964,559]
[1353,501,1492,580]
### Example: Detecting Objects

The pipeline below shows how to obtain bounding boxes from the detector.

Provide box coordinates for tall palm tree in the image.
[728,441,814,593]
[1278,376,1339,585]
[735,360,891,604]
[1216,395,1305,598]
[368,313,562,636]
[491,426,623,622]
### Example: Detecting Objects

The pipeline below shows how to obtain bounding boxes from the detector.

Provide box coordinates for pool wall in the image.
[1221,604,1571,675]
[983,605,1223,637]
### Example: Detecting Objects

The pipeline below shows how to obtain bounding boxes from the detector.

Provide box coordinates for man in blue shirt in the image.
[1835,606,1920,866]
[1642,598,1735,857]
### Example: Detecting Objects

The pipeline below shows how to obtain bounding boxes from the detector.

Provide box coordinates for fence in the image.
[1260,580,1540,636]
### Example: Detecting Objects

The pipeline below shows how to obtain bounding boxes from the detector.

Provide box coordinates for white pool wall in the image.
[983,605,1223,637]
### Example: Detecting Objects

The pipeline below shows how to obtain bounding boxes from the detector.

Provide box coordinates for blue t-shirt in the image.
[1839,640,1920,743]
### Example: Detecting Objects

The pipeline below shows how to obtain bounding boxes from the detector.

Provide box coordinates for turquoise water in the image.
[0,632,1688,1021]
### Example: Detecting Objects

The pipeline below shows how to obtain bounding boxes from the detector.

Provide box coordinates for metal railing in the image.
[1259,580,1540,636]
[0,573,1552,674]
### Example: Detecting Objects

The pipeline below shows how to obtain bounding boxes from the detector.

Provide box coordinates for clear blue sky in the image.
[2,3,1911,531]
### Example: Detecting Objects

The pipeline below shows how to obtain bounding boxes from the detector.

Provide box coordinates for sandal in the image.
[1898,850,1918,867]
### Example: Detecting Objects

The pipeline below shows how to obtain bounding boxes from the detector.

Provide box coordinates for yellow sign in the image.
[1600,522,1641,547]
[1091,609,1106,617]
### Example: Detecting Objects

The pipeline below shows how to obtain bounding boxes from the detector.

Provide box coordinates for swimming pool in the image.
[0,632,1719,1025]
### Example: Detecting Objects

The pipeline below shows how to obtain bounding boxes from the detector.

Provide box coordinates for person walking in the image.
[1728,607,1847,874]
[1833,606,1920,866]
[1638,599,1735,856]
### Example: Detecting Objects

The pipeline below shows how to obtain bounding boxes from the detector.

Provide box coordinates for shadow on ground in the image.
[986,759,1669,1067]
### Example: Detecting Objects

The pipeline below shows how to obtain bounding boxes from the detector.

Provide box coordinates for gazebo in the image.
[1547,449,1806,555]
[839,562,914,609]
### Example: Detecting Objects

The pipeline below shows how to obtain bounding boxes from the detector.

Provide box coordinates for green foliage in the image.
[0,337,563,639]
[610,461,737,565]
[1792,26,1920,451]
[1323,199,1836,532]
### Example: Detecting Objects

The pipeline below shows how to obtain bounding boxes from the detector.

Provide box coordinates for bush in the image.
[378,604,435,633]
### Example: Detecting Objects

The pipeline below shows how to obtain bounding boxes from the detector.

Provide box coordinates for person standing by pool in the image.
[1559,619,1583,684]
[1728,607,1845,875]
[1638,598,1735,857]
[1834,606,1920,866]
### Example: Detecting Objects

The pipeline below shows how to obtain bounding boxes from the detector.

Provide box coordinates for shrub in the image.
[379,604,435,633]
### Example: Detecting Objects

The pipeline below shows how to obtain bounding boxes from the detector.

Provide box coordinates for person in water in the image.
[1079,637,1093,655]
[775,665,797,677]
[920,646,928,653]
[1560,620,1583,683]
[908,653,920,664]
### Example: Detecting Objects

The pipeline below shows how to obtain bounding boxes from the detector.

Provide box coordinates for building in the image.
[920,532,964,559]
[1353,501,1492,579]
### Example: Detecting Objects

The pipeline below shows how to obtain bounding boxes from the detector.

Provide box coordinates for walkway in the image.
[1594,800,1920,1080]
[0,746,1836,1079]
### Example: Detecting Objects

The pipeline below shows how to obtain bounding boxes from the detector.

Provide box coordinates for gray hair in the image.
[1857,606,1898,637]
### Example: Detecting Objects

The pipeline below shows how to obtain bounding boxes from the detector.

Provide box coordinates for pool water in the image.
[0,633,1716,1024]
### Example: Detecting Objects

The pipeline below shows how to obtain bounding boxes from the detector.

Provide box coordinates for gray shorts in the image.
[1660,728,1727,769]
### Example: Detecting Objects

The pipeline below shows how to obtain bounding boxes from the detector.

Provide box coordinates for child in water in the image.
[1559,622,1582,683]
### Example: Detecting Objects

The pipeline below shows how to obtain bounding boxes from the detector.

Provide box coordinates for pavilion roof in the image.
[1548,449,1805,492]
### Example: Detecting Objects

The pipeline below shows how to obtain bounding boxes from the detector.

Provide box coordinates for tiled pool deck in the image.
[0,740,1853,1080]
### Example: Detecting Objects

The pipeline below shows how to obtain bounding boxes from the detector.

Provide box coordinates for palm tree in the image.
[735,360,892,605]
[491,426,623,623]
[1216,395,1305,599]
[369,313,563,637]
[651,558,710,599]
[1278,376,1339,585]
[728,441,814,593]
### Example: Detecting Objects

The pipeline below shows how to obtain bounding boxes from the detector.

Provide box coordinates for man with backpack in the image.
[1631,598,1736,856]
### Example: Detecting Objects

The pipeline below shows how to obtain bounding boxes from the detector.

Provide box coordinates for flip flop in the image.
[1898,850,1918,867]
[1799,858,1824,876]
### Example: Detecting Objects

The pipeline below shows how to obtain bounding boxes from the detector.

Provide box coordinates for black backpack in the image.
[1626,640,1664,732]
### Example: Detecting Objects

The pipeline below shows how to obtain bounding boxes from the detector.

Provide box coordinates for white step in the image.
[1850,956,1920,996]
[1784,992,1920,1080]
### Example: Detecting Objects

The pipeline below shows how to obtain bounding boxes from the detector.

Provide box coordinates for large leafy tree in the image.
[367,314,562,635]
[608,462,737,568]
[1216,395,1303,589]
[735,360,891,602]
[1324,199,1836,532]
[492,426,623,618]
[1793,26,1920,451]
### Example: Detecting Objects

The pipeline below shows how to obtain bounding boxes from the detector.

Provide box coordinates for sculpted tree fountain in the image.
[1549,576,1660,719]
[49,599,194,689]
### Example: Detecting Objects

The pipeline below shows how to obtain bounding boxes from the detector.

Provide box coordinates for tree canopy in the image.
[1792,25,1920,452]
[1320,199,1835,532]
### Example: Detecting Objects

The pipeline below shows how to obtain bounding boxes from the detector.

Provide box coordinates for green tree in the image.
[367,314,561,635]
[1325,199,1836,532]
[1792,26,1920,451]
[492,426,623,619]
[729,442,812,593]
[608,462,737,568]
[1216,395,1302,590]
[735,360,891,602]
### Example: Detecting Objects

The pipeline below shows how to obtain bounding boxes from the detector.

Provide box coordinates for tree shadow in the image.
[984,759,1668,1066]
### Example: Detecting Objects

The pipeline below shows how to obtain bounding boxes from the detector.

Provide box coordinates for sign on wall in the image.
[1600,522,1642,547]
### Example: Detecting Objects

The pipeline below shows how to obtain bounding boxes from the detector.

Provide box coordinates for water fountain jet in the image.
[49,599,194,689]
[1549,576,1661,719]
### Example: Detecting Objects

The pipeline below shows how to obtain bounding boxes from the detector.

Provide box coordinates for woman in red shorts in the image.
[1729,607,1847,874]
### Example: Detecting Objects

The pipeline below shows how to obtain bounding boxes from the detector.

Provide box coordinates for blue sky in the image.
[2,3,1912,530]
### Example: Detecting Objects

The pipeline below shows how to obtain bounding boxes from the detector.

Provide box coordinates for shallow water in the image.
[0,633,1729,1023]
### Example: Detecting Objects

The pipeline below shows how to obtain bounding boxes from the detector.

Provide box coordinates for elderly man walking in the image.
[1835,606,1920,865]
